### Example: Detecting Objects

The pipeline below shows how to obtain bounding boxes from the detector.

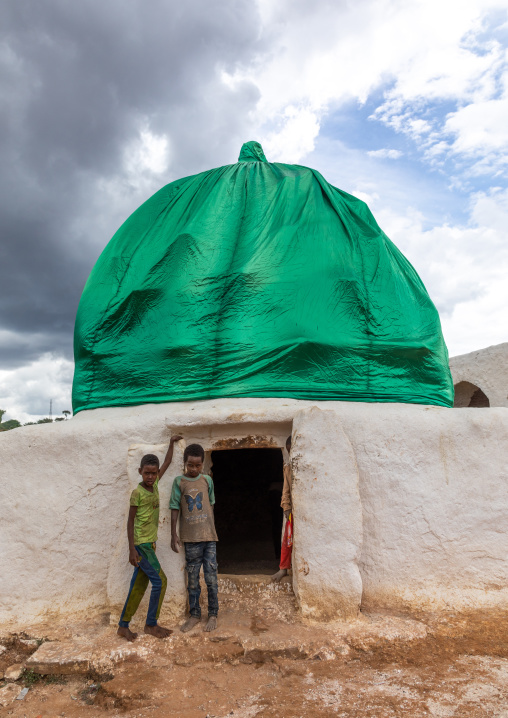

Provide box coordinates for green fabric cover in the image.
[72,141,453,413]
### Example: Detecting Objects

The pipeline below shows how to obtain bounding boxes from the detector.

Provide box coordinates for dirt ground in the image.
[2,580,508,717]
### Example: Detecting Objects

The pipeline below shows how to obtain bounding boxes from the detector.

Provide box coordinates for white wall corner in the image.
[291,406,363,621]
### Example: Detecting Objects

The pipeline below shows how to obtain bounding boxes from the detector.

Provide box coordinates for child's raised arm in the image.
[158,435,183,479]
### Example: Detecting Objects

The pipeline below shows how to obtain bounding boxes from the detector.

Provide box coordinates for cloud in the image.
[263,106,320,163]
[444,97,508,170]
[374,187,508,355]
[369,7,508,175]
[0,0,263,370]
[367,149,403,159]
[125,127,170,177]
[0,354,73,423]
[231,0,508,170]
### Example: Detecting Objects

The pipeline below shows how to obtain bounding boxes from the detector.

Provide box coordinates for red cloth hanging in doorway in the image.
[280,513,293,570]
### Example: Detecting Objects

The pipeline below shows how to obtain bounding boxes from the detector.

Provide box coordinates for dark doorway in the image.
[468,387,490,407]
[211,448,284,574]
[454,381,490,407]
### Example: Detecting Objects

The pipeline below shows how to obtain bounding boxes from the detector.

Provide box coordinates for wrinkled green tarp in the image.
[72,141,453,413]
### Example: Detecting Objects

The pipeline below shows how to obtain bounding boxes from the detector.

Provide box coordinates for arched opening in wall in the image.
[453,381,490,408]
[210,448,284,575]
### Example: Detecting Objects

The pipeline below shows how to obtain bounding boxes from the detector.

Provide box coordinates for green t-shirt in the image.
[130,479,160,544]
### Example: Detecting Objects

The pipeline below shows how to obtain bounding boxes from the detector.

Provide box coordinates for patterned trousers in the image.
[119,543,167,627]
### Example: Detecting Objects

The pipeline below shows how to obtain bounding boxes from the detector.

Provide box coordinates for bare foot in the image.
[117,626,138,642]
[144,624,173,638]
[204,616,217,632]
[181,616,200,633]
[271,568,288,583]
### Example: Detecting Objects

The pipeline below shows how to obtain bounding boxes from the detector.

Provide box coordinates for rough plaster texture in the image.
[342,403,508,611]
[450,342,508,407]
[1,397,507,626]
[291,407,362,620]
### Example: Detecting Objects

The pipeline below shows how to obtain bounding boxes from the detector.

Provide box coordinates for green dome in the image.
[72,142,453,413]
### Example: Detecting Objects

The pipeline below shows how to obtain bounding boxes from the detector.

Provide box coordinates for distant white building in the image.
[450,343,508,408]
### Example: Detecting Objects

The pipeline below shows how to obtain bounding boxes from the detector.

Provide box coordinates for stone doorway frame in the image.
[168,407,363,622]
[120,406,363,622]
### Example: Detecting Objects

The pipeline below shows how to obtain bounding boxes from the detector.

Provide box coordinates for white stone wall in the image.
[291,407,363,621]
[450,342,508,407]
[338,402,508,611]
[1,397,507,627]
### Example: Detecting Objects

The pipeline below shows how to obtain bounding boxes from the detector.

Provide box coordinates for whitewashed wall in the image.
[338,402,508,611]
[0,397,507,627]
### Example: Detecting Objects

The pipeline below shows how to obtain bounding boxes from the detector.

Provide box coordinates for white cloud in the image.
[125,125,170,176]
[367,149,403,159]
[0,354,73,423]
[368,8,508,173]
[374,187,508,356]
[262,105,320,163]
[445,97,508,164]
[227,0,508,171]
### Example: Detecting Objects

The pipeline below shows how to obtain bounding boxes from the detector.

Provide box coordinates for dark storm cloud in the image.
[0,0,262,370]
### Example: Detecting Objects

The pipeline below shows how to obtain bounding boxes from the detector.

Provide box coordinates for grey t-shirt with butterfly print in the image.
[169,474,218,543]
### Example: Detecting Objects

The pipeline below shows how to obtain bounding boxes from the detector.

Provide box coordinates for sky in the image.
[0,0,507,422]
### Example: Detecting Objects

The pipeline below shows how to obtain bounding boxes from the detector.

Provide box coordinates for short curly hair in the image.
[183,443,205,462]
[140,453,160,468]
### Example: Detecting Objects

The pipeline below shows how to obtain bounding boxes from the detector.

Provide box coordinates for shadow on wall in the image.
[454,381,490,408]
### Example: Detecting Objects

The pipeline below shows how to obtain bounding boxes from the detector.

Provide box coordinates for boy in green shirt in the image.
[117,435,182,642]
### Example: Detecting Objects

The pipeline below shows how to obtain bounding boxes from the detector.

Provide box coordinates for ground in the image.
[1,576,508,717]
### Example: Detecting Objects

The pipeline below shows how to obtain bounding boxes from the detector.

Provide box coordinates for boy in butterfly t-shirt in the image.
[170,443,219,633]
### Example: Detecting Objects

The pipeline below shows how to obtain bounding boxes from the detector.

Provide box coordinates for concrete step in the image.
[196,572,297,624]
[25,640,92,675]
[217,573,293,596]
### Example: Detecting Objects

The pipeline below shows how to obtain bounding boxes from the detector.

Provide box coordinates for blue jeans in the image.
[184,541,218,618]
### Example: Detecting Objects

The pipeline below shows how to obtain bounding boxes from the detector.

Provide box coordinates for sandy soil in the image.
[2,582,508,717]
